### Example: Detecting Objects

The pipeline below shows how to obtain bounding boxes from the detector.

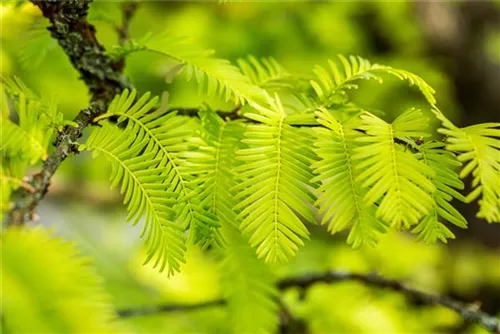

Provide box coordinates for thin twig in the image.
[279,271,500,333]
[116,270,500,333]
[117,2,139,46]
[4,1,133,227]
[172,105,318,127]
[173,104,245,121]
[117,300,225,318]
[115,1,139,71]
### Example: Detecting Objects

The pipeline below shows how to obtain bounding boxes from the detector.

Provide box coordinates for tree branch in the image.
[32,0,131,102]
[115,1,139,71]
[173,104,244,121]
[117,300,225,318]
[116,270,500,333]
[6,1,133,226]
[173,106,318,128]
[278,271,500,333]
[117,1,139,46]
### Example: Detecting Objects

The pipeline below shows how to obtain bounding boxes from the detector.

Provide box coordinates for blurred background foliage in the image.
[1,1,499,333]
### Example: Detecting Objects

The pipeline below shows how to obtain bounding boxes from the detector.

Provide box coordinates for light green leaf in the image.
[1,227,122,333]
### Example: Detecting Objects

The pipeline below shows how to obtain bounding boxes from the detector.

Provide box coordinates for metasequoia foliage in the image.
[1,4,500,333]
[3,53,500,275]
[1,227,121,333]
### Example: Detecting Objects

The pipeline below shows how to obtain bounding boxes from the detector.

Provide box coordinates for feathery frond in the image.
[182,108,246,247]
[439,122,500,222]
[109,33,265,105]
[353,109,435,229]
[234,93,316,263]
[0,164,29,217]
[412,142,468,243]
[94,89,219,251]
[184,108,279,331]
[82,122,186,276]
[0,120,48,164]
[0,77,62,164]
[2,76,71,130]
[237,56,295,91]
[1,227,121,333]
[310,55,436,107]
[312,109,386,248]
[1,70,67,234]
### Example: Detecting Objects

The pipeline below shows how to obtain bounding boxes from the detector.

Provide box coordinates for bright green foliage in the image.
[439,121,500,222]
[3,4,500,333]
[109,33,265,106]
[220,225,279,334]
[78,53,500,268]
[353,109,435,229]
[95,89,220,245]
[0,120,47,164]
[186,108,245,239]
[192,109,279,332]
[0,77,55,164]
[1,227,120,333]
[235,93,317,263]
[184,108,279,332]
[237,56,296,92]
[412,142,468,243]
[0,164,27,217]
[82,118,187,276]
[0,77,65,210]
[310,55,437,107]
[1,76,72,131]
[4,45,499,278]
[312,108,386,248]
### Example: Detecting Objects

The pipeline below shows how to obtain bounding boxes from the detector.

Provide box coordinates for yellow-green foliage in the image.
[312,108,386,248]
[3,4,500,333]
[82,104,189,275]
[235,93,317,263]
[439,121,500,222]
[109,33,265,106]
[190,108,279,332]
[412,142,468,242]
[77,54,500,273]
[354,109,435,229]
[1,227,121,333]
[4,22,499,276]
[0,77,65,216]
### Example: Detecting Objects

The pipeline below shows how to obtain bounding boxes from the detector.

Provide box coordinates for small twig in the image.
[117,2,139,46]
[278,299,308,334]
[0,175,36,194]
[117,300,225,318]
[4,2,133,227]
[173,104,246,122]
[172,105,259,124]
[115,1,139,71]
[116,270,500,333]
[172,105,318,128]
[6,105,105,226]
[278,271,500,334]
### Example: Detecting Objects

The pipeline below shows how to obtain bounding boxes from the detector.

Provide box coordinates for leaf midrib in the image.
[102,111,194,222]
